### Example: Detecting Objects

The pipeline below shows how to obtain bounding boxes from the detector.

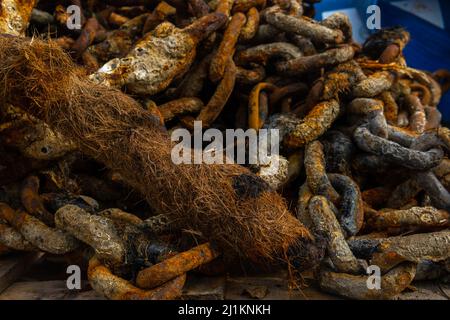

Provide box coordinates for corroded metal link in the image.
[304,140,340,204]
[284,100,340,149]
[328,173,364,236]
[88,255,186,300]
[319,262,416,300]
[370,231,450,273]
[308,196,364,274]
[0,202,79,254]
[354,125,443,170]
[136,243,220,289]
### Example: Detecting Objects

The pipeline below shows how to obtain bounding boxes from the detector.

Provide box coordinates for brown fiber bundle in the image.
[0,35,320,268]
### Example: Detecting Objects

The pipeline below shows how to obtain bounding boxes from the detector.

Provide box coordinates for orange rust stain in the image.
[136,242,220,289]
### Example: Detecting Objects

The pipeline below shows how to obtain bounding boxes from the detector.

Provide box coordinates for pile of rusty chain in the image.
[1,0,450,300]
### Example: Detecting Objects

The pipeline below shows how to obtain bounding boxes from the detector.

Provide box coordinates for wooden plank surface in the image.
[0,280,104,300]
[0,252,44,294]
[182,275,226,300]
[225,274,340,300]
[396,282,450,300]
[0,255,448,300]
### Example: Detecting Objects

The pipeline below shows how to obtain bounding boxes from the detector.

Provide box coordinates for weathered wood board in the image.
[0,252,44,294]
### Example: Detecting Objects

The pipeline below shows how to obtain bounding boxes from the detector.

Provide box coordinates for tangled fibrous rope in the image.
[0,34,317,269]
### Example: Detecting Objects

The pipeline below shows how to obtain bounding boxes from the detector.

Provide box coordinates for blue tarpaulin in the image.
[313,0,450,123]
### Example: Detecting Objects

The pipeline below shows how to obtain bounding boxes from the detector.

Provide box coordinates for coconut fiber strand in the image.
[0,35,321,268]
